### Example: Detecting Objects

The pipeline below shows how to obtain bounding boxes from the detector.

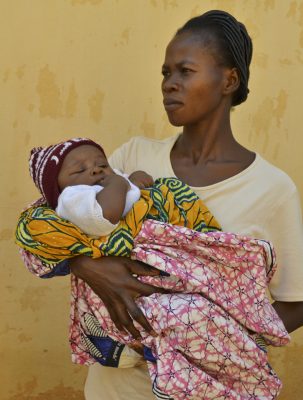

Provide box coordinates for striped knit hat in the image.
[29,138,105,208]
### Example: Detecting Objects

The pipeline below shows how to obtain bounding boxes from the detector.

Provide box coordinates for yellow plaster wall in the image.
[1,1,302,399]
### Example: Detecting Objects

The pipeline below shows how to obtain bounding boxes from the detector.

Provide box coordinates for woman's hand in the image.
[69,256,166,340]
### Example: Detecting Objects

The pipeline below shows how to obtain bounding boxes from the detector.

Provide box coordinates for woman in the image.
[17,10,303,400]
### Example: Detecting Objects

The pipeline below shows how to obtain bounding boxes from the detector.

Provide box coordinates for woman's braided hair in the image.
[176,10,253,106]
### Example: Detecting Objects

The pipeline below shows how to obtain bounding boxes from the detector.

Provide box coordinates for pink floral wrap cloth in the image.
[70,220,289,400]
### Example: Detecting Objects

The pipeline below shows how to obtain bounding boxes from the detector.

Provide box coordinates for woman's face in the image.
[162,32,229,127]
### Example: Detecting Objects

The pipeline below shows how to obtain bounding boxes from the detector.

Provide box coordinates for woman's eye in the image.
[161,69,170,77]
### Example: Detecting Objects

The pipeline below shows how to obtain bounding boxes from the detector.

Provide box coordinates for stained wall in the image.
[1,1,302,399]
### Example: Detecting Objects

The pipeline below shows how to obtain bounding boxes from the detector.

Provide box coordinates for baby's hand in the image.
[101,173,130,190]
[129,171,154,189]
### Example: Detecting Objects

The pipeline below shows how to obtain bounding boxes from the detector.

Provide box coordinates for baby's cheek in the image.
[107,168,116,176]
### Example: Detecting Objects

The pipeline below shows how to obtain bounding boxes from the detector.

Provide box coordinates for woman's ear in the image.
[223,67,240,96]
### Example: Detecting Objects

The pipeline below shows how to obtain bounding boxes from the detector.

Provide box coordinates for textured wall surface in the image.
[1,0,302,399]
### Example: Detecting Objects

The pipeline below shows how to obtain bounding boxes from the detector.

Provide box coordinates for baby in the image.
[29,137,162,367]
[30,137,154,237]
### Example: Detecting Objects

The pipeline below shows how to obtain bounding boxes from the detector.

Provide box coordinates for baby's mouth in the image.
[94,176,105,185]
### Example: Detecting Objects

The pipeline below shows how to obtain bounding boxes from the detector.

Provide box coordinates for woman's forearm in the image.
[272,301,303,333]
[69,255,163,338]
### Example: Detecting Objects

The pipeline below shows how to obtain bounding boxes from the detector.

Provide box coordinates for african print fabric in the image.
[15,178,220,263]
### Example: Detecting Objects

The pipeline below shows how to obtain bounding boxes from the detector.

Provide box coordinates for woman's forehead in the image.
[164,33,215,64]
[166,32,211,54]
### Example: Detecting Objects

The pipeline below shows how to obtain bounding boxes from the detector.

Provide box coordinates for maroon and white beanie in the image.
[29,138,105,209]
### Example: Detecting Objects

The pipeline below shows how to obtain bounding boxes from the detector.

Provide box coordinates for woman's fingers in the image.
[104,280,160,338]
[124,296,157,337]
[108,299,142,340]
[71,256,165,336]
[127,273,168,297]
[118,312,142,340]
[126,258,169,277]
[103,301,128,335]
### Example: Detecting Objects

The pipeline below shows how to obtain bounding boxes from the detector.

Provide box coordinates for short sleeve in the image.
[108,144,126,172]
[108,136,140,173]
[56,185,118,237]
[267,188,303,301]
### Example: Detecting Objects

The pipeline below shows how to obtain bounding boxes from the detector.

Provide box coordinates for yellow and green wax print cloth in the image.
[16,178,221,265]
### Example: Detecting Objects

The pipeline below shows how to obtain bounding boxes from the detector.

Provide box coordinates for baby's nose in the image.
[91,165,102,175]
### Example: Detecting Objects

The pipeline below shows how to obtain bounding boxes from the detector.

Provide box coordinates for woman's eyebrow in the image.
[162,60,197,69]
[176,60,197,67]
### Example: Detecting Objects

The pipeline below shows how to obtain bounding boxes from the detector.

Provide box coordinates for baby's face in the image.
[58,145,115,191]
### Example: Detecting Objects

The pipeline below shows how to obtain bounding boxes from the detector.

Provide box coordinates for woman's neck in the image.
[179,116,241,164]
[170,115,255,187]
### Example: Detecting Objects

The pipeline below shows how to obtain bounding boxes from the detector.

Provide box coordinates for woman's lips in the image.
[163,99,183,111]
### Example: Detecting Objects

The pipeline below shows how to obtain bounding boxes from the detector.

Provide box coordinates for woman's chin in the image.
[166,115,184,127]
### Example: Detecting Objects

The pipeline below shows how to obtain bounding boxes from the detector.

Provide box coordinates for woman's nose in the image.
[162,75,179,93]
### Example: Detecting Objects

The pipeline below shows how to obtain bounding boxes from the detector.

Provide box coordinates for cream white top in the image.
[109,134,303,302]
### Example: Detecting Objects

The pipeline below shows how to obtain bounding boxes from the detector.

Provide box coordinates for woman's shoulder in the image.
[109,134,178,172]
[254,154,297,193]
[246,154,298,200]
[111,134,177,154]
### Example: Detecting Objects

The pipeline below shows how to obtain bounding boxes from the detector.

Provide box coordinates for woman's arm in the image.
[69,255,166,339]
[17,205,169,337]
[273,301,303,333]
[264,186,303,333]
